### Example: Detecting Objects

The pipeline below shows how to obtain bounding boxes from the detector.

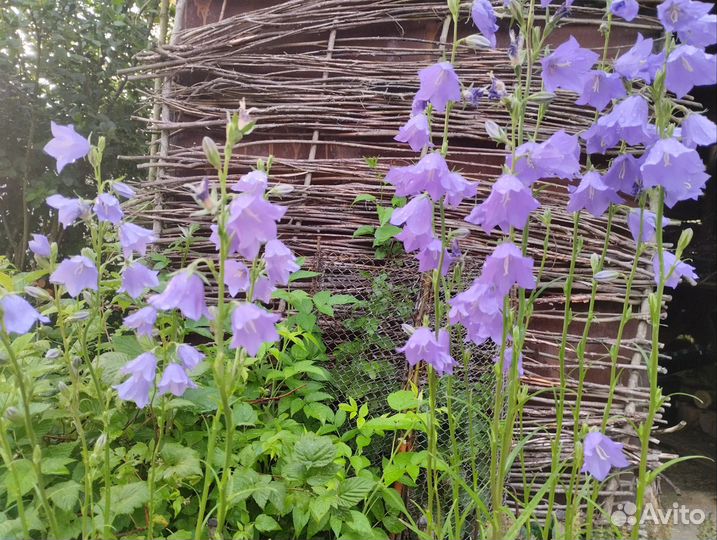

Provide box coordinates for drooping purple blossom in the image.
[158,364,197,397]
[665,45,717,99]
[681,113,717,149]
[230,302,281,355]
[567,172,623,217]
[114,352,157,408]
[123,306,158,338]
[264,239,299,285]
[411,96,428,116]
[390,195,434,252]
[654,251,698,288]
[471,0,499,48]
[465,174,539,233]
[441,171,478,208]
[119,223,157,259]
[417,238,456,276]
[657,0,713,33]
[493,346,524,377]
[576,71,626,111]
[415,62,462,113]
[112,181,136,199]
[43,122,91,173]
[540,36,599,93]
[678,14,717,47]
[28,234,51,258]
[627,208,663,244]
[395,113,432,152]
[581,96,657,153]
[449,279,504,345]
[510,130,581,185]
[603,154,642,194]
[250,277,276,304]
[150,271,212,321]
[611,0,639,21]
[46,194,90,228]
[210,224,240,255]
[93,193,124,225]
[0,294,49,335]
[480,243,536,296]
[50,255,98,297]
[581,432,629,482]
[177,344,205,371]
[394,227,435,253]
[224,259,250,297]
[613,34,663,83]
[118,262,159,299]
[640,137,710,207]
[226,194,286,260]
[231,170,268,196]
[397,327,458,376]
[540,0,574,6]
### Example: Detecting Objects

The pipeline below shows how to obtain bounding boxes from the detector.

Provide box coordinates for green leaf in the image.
[289,270,321,282]
[95,352,129,385]
[159,443,201,481]
[304,402,335,424]
[293,435,337,468]
[352,225,375,238]
[387,390,419,411]
[255,514,281,532]
[4,460,37,498]
[41,456,75,475]
[352,194,376,205]
[373,224,402,246]
[48,480,81,512]
[337,477,374,508]
[233,402,258,427]
[375,206,393,226]
[102,481,149,517]
[310,495,334,522]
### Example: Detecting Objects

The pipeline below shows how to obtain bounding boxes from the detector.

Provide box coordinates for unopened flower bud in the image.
[24,286,52,301]
[95,433,108,453]
[202,137,222,170]
[4,407,22,423]
[594,270,620,283]
[57,381,70,395]
[527,92,556,105]
[72,357,82,373]
[485,120,506,142]
[33,444,42,466]
[45,348,61,359]
[464,34,492,49]
[401,323,415,336]
[677,228,694,254]
[67,311,90,322]
[268,184,295,196]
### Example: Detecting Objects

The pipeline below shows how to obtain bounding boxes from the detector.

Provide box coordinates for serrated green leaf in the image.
[233,402,258,427]
[373,224,401,246]
[337,477,374,508]
[48,480,81,512]
[101,481,149,517]
[159,443,201,481]
[352,194,376,205]
[387,390,419,411]
[352,225,375,238]
[255,514,281,532]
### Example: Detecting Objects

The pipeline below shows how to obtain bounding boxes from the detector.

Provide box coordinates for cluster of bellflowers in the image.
[388,0,716,484]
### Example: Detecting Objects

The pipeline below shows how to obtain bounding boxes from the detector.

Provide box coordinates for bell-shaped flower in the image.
[28,234,51,258]
[112,181,136,199]
[471,0,499,48]
[681,113,717,149]
[231,170,268,196]
[226,194,286,260]
[510,130,581,185]
[540,36,598,93]
[493,346,524,377]
[224,259,250,297]
[480,243,536,296]
[46,194,90,228]
[50,255,98,297]
[576,71,626,112]
[0,294,49,334]
[394,113,432,152]
[580,431,629,482]
[390,195,433,245]
[627,208,663,244]
[114,352,157,408]
[230,302,281,355]
[94,193,124,225]
[397,327,458,376]
[657,0,713,32]
[582,96,657,153]
[665,45,717,99]
[43,122,91,173]
[123,306,157,338]
[603,154,642,194]
[415,62,462,113]
[613,34,663,83]
[118,262,159,299]
[157,363,197,397]
[395,227,435,253]
[677,14,717,48]
[449,279,505,345]
[640,138,710,207]
[417,238,456,276]
[654,251,698,288]
[466,174,539,233]
[567,172,623,217]
[119,223,157,259]
[177,344,205,371]
[264,239,299,285]
[611,0,639,21]
[150,271,211,321]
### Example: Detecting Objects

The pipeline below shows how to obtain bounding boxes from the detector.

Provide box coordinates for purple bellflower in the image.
[581,431,629,482]
[611,0,639,21]
[654,251,698,288]
[603,154,642,194]
[540,36,599,93]
[627,209,663,244]
[582,96,657,153]
[613,34,663,84]
[94,193,124,225]
[417,238,456,276]
[158,363,197,397]
[150,271,212,321]
[397,327,458,376]
[640,137,710,207]
[390,195,434,252]
[114,352,157,408]
[567,171,623,217]
[46,194,90,228]
[119,223,157,259]
[576,71,626,111]
[224,259,250,297]
[231,170,268,196]
[449,280,504,345]
[480,243,536,296]
[29,234,51,258]
[230,302,281,355]
[510,130,581,185]
[493,346,524,377]
[657,0,713,33]
[118,262,159,299]
[465,174,539,233]
[471,0,499,48]
[123,306,157,338]
[681,113,717,149]
[0,294,49,334]
[264,239,299,285]
[411,96,428,116]
[43,122,91,173]
[395,113,432,152]
[50,255,98,297]
[249,277,276,304]
[415,62,462,113]
[665,45,717,99]
[112,181,136,199]
[678,14,717,47]
[177,344,205,371]
[226,194,286,260]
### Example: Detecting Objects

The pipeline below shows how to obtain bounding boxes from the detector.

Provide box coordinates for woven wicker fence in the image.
[122,0,674,521]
